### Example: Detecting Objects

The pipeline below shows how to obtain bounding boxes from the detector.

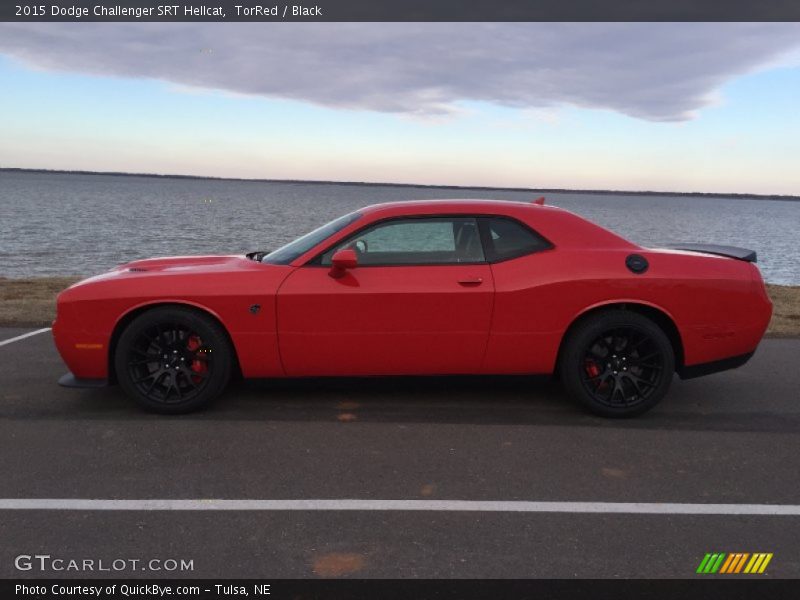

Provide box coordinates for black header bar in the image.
[3,0,800,22]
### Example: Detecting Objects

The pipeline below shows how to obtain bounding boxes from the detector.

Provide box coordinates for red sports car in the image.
[53,199,772,417]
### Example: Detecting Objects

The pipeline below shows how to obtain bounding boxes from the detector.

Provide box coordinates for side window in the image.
[482,217,551,262]
[320,217,485,265]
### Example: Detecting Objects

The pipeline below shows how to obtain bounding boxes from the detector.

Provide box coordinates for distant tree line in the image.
[1,167,797,201]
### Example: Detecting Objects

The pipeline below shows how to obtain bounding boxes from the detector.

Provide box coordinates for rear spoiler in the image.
[666,243,757,263]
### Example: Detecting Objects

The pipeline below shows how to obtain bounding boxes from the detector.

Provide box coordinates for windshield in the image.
[261,211,362,265]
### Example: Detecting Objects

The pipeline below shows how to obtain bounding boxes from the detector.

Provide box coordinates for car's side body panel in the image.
[276,263,495,376]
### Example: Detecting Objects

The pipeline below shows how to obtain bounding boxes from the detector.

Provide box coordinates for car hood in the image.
[66,255,264,290]
[119,255,249,273]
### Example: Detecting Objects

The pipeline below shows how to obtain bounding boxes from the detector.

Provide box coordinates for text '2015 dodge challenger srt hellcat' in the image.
[53,198,772,417]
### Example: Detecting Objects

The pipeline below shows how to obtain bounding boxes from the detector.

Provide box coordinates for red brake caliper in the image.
[584,359,602,389]
[186,335,207,383]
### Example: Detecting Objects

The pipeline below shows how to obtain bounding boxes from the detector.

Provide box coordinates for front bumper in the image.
[52,317,110,380]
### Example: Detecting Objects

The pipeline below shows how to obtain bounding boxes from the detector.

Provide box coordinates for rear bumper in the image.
[58,372,108,388]
[677,351,754,379]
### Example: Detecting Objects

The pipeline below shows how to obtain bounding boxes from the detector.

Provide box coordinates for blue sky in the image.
[1,23,799,194]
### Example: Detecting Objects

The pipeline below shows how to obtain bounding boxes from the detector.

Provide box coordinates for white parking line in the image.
[1,499,799,514]
[0,328,51,348]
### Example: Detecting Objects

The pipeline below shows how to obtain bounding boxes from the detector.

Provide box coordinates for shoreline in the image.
[3,167,799,202]
[1,277,798,337]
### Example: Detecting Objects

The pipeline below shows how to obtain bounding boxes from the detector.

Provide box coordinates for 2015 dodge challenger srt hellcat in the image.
[53,199,772,417]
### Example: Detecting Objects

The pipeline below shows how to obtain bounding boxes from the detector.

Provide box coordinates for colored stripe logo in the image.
[697,552,773,574]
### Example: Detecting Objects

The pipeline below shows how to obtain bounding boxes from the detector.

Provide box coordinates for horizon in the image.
[1,23,800,195]
[3,166,799,200]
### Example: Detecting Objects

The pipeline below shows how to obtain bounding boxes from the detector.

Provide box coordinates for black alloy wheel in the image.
[115,307,232,413]
[560,310,674,417]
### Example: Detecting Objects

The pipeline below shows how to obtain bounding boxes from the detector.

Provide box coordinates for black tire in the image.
[559,310,674,418]
[114,306,232,414]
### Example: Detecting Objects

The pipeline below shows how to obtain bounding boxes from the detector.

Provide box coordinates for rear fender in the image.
[558,299,685,372]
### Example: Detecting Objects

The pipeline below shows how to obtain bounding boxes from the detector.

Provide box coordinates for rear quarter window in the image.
[481,217,552,262]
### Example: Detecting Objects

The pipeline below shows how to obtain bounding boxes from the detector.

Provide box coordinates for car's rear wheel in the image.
[114,307,232,414]
[559,310,674,417]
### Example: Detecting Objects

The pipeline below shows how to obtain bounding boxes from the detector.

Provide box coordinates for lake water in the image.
[1,171,798,284]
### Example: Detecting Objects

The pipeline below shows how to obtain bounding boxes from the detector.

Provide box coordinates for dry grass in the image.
[0,277,81,328]
[765,284,800,337]
[1,277,798,336]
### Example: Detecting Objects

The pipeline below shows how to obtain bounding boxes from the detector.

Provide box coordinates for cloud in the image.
[1,22,799,121]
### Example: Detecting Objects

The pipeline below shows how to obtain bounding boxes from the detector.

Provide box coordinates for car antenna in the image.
[532,196,546,205]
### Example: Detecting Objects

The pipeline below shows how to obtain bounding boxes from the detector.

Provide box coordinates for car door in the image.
[276,216,495,376]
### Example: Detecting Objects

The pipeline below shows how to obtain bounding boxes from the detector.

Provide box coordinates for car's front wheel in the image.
[114,306,233,414]
[559,310,674,417]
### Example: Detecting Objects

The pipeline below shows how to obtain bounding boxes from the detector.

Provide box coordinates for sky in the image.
[0,23,799,194]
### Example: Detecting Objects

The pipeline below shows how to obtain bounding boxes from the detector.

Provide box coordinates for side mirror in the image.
[329,248,358,278]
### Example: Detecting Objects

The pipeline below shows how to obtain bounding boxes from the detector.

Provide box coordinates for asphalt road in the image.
[1,327,799,579]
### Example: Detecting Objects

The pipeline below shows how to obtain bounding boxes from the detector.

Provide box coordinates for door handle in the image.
[457,277,483,286]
